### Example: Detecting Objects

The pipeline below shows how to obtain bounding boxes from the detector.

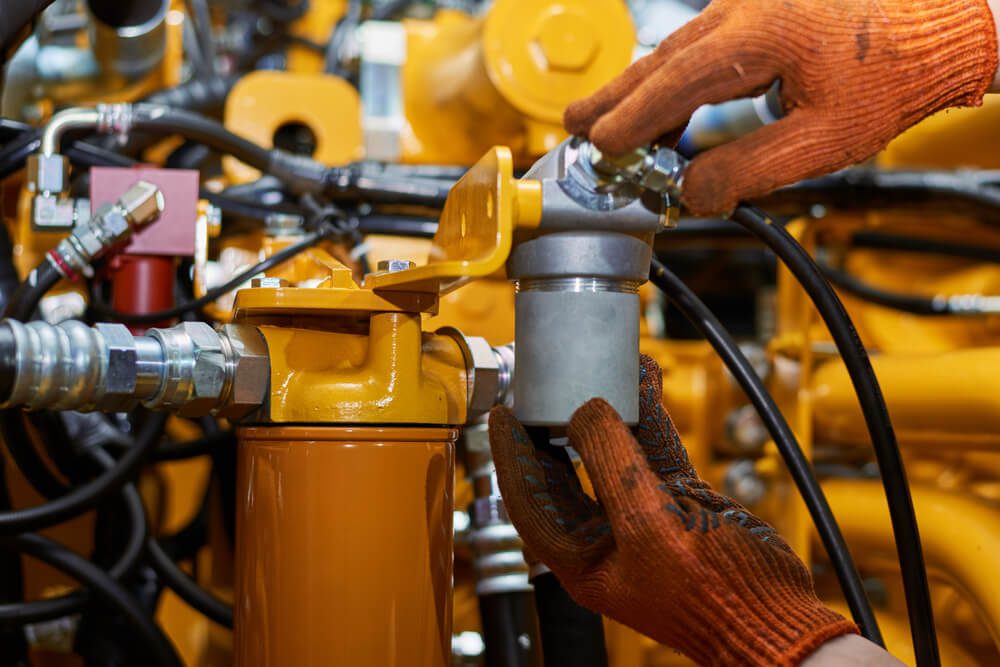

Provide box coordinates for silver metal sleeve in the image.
[513,286,640,426]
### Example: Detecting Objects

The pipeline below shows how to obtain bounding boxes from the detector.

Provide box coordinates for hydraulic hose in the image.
[532,572,608,667]
[0,477,146,624]
[648,258,882,644]
[821,265,967,316]
[146,537,233,628]
[525,427,608,667]
[0,413,166,535]
[729,204,938,666]
[0,533,182,667]
[479,591,543,667]
[0,0,55,59]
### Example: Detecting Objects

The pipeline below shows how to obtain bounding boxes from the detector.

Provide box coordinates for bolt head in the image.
[533,12,598,72]
[377,259,415,273]
[250,277,290,289]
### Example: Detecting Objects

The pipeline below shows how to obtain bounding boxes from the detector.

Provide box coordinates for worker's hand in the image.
[564,0,999,216]
[488,356,857,666]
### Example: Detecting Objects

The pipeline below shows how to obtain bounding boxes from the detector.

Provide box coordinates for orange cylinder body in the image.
[234,425,457,667]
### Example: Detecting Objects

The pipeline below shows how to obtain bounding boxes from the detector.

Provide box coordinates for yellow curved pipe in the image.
[823,480,1000,649]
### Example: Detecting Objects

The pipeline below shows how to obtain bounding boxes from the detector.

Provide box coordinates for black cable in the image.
[821,265,948,316]
[90,227,333,323]
[850,231,1000,264]
[525,427,608,667]
[0,533,182,667]
[183,0,217,77]
[729,204,938,666]
[145,537,233,628]
[0,413,166,535]
[479,592,543,667]
[648,257,883,644]
[0,478,146,624]
[130,104,272,171]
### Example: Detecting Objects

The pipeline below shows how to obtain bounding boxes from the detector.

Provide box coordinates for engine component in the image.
[509,138,670,426]
[86,0,170,83]
[49,179,163,279]
[0,320,268,419]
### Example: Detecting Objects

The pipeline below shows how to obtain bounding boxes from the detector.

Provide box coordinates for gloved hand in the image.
[488,356,857,666]
[564,0,999,216]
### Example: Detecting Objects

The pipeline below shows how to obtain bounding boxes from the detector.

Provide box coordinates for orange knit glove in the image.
[488,356,857,666]
[564,0,998,216]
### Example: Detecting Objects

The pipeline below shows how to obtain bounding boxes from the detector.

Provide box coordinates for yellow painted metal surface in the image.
[258,313,468,425]
[401,1,634,165]
[823,480,1000,656]
[223,71,364,183]
[235,426,456,667]
[366,147,536,294]
[286,0,348,73]
[812,348,1000,450]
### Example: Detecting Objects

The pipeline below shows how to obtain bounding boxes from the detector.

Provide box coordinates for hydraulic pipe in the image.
[812,349,1000,450]
[823,480,1000,647]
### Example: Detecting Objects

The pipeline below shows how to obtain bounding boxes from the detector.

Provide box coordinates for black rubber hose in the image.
[0,477,146,624]
[0,128,41,181]
[648,257,883,645]
[0,0,55,58]
[90,227,333,323]
[524,427,608,667]
[479,591,543,667]
[0,413,166,535]
[131,104,272,171]
[531,573,608,667]
[145,537,233,628]
[4,259,62,320]
[729,204,938,666]
[0,533,182,667]
[0,260,74,499]
[821,265,948,316]
[850,231,1000,264]
[142,76,238,115]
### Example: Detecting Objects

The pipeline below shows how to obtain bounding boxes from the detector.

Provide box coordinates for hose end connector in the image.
[50,180,163,279]
[582,141,688,199]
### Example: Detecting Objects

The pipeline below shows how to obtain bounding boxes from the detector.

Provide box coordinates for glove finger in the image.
[563,9,723,137]
[488,407,612,573]
[567,398,664,542]
[681,109,861,216]
[636,355,698,481]
[589,34,779,156]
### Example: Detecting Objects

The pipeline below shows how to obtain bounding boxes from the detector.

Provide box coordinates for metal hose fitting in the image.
[48,180,163,279]
[580,141,688,199]
[440,330,515,420]
[0,320,269,419]
[464,423,531,596]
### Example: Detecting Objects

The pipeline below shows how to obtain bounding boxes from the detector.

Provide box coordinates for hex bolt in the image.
[251,277,290,288]
[377,259,415,273]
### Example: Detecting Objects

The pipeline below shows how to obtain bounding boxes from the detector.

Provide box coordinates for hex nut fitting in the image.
[27,154,69,195]
[96,323,142,412]
[216,324,269,420]
[146,322,226,415]
[441,329,513,420]
[638,148,686,198]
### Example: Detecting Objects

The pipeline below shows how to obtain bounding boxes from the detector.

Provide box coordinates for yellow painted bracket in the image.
[364,146,541,295]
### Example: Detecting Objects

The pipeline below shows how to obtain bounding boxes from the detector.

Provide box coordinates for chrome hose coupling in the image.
[578,140,688,199]
[48,180,164,279]
[0,320,268,419]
